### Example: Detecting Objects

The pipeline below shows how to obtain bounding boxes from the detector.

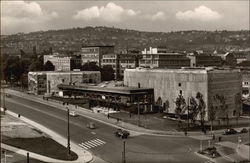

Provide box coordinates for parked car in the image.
[114,129,130,139]
[86,122,96,129]
[240,128,248,133]
[69,111,78,117]
[223,128,237,135]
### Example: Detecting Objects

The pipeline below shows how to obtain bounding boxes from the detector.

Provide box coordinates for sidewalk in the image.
[5,89,250,137]
[215,141,250,162]
[3,109,93,163]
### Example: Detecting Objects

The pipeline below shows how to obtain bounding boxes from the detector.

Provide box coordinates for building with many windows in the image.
[124,67,242,121]
[188,55,222,67]
[101,53,141,80]
[28,71,101,95]
[44,53,71,71]
[80,46,115,67]
[139,53,190,68]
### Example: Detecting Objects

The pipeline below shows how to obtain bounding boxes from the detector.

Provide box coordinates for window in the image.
[179,90,182,95]
[178,83,181,87]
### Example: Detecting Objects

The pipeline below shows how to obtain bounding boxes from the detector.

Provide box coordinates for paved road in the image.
[5,95,214,163]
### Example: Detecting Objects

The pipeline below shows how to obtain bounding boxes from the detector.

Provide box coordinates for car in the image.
[223,128,237,135]
[86,122,96,129]
[114,129,130,139]
[240,128,248,133]
[5,94,12,98]
[69,111,78,117]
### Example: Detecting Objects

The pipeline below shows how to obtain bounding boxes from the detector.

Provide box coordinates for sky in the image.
[1,1,249,35]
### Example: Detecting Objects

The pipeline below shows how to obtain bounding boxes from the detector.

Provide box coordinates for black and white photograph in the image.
[0,0,249,163]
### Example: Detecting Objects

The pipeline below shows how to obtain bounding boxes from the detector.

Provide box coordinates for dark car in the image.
[5,94,12,98]
[114,129,130,139]
[240,128,248,133]
[223,128,237,135]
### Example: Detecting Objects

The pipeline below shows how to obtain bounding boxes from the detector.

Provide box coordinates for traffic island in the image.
[197,146,221,159]
[2,136,78,161]
[1,113,78,161]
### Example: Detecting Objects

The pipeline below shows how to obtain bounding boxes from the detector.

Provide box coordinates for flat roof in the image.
[125,67,241,73]
[28,71,100,74]
[82,45,114,48]
[58,84,153,95]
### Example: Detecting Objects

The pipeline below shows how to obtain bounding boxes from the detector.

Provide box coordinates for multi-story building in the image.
[215,52,237,67]
[44,53,82,71]
[241,68,250,95]
[44,53,71,71]
[28,71,101,95]
[232,51,250,64]
[188,55,222,67]
[101,53,141,80]
[142,47,168,54]
[139,53,190,68]
[80,46,115,67]
[124,67,242,121]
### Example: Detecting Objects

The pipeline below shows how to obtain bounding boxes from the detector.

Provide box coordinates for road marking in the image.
[79,139,106,150]
[91,132,96,135]
[95,139,106,144]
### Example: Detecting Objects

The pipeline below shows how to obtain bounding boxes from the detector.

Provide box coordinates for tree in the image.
[44,61,55,71]
[100,65,115,81]
[175,94,186,119]
[196,92,206,132]
[81,62,100,71]
[156,97,163,113]
[209,106,216,132]
[29,56,44,71]
[234,93,241,126]
[164,100,170,113]
[189,97,198,125]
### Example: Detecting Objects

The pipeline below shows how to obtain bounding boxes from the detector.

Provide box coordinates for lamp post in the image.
[137,102,140,126]
[67,107,71,157]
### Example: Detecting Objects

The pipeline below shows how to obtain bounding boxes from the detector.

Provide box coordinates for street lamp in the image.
[67,107,71,157]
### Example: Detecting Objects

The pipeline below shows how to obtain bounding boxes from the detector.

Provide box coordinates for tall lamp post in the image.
[67,107,71,157]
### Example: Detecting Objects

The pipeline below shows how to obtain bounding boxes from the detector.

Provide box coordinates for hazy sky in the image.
[1,1,249,35]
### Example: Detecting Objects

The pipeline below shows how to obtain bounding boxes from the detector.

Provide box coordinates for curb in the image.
[194,151,216,163]
[3,110,93,163]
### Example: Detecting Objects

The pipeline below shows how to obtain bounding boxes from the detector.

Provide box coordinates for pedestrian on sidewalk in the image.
[212,134,215,140]
[218,136,222,142]
[107,114,110,119]
[184,129,187,136]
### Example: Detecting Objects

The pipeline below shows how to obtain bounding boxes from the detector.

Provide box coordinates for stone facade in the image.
[124,67,242,121]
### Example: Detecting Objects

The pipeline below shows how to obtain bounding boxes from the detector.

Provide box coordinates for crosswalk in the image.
[79,138,106,150]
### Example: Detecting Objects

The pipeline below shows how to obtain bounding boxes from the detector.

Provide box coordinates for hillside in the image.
[1,26,249,54]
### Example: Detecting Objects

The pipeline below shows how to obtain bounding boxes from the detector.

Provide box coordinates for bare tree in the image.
[196,92,206,132]
[209,106,216,132]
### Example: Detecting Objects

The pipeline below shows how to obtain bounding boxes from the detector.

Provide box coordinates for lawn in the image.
[2,136,78,161]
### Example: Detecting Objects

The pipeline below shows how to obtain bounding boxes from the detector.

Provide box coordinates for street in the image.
[5,94,247,163]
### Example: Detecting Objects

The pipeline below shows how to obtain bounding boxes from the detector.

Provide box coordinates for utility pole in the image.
[137,102,140,127]
[122,141,126,163]
[27,152,29,163]
[67,107,71,157]
[187,97,189,128]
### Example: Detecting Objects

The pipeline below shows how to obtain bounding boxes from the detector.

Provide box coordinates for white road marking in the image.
[91,132,96,135]
[79,138,106,150]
